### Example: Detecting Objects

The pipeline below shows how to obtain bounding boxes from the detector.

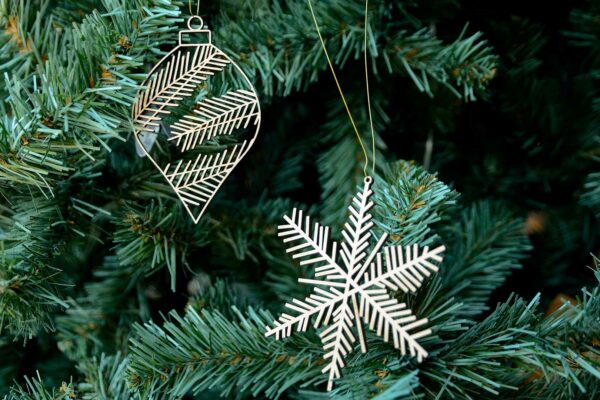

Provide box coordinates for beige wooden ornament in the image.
[265,177,445,391]
[132,16,261,223]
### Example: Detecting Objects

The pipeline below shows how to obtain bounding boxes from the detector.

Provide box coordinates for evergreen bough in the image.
[0,0,598,399]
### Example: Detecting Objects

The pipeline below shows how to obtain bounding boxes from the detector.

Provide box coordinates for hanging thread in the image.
[189,0,200,16]
[364,0,376,174]
[307,0,369,177]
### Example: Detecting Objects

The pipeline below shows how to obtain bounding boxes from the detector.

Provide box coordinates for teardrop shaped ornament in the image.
[132,16,261,223]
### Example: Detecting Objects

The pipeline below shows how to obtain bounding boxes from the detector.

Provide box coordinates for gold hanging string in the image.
[364,0,376,174]
[189,0,200,16]
[307,0,369,177]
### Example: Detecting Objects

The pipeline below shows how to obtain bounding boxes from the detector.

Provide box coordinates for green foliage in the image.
[0,196,67,339]
[373,160,459,246]
[3,373,75,400]
[439,202,531,316]
[423,291,599,399]
[55,256,142,361]
[0,0,180,194]
[4,353,132,400]
[114,201,210,291]
[215,0,496,100]
[76,353,132,399]
[128,306,322,399]
[126,274,600,399]
[0,258,65,339]
[371,371,419,400]
[0,0,597,399]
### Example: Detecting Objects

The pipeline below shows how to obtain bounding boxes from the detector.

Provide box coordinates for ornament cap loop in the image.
[364,176,373,185]
[187,16,204,30]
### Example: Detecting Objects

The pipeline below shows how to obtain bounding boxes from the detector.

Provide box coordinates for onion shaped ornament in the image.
[132,16,261,223]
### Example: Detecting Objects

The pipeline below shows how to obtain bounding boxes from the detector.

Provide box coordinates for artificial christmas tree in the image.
[0,0,598,399]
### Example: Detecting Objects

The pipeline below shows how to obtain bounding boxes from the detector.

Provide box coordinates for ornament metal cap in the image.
[179,16,211,44]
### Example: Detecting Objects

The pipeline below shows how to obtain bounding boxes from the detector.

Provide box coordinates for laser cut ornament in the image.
[265,176,445,390]
[132,16,261,223]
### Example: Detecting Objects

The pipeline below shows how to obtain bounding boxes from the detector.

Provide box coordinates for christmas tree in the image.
[1,0,599,399]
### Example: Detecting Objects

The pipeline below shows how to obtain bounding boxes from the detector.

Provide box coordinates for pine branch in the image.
[56,254,151,361]
[214,0,497,100]
[438,202,531,316]
[371,371,419,400]
[127,272,600,399]
[336,271,599,399]
[0,0,182,193]
[208,198,308,303]
[114,200,210,291]
[0,258,66,339]
[5,353,134,400]
[3,373,74,400]
[421,271,600,399]
[0,0,53,93]
[187,279,250,320]
[373,161,459,247]
[128,306,323,399]
[76,352,132,399]
[0,196,68,339]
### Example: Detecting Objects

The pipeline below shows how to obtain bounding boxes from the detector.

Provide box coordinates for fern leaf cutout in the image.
[170,90,260,151]
[162,141,251,220]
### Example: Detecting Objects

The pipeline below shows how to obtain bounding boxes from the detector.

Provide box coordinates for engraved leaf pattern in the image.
[133,45,231,133]
[162,141,250,210]
[169,89,260,151]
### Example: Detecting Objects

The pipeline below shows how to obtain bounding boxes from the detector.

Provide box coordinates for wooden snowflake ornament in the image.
[265,176,445,390]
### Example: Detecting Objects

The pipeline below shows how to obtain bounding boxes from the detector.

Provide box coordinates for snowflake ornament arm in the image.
[265,176,445,391]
